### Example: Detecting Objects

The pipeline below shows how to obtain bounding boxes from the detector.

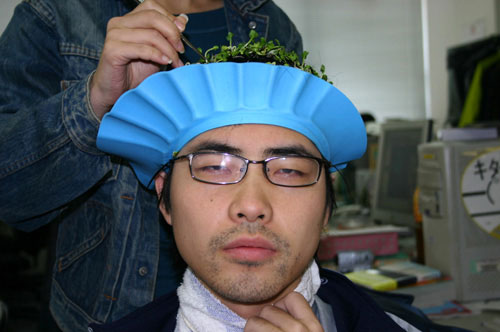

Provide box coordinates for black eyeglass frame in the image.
[166,151,332,188]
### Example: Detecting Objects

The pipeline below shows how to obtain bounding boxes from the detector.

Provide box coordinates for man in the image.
[0,0,301,330]
[90,60,417,331]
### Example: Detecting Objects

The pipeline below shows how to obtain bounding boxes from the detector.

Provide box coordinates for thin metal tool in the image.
[133,0,206,61]
[180,34,206,61]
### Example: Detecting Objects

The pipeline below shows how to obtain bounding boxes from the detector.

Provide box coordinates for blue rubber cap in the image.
[97,62,367,189]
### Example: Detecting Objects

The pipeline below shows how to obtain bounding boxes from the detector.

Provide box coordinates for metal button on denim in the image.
[138,266,148,276]
[248,21,257,29]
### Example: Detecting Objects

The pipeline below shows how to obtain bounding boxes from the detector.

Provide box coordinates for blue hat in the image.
[97,62,367,189]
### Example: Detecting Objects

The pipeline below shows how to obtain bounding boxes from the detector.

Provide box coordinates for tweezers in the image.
[180,34,206,61]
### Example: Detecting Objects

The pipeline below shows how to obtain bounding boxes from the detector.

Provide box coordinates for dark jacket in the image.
[88,269,404,331]
[89,268,473,332]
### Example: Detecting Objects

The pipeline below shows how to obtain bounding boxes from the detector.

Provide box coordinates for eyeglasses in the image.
[170,152,330,187]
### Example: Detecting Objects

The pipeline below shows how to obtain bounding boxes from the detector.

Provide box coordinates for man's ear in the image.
[155,171,172,225]
[323,172,336,228]
[154,171,165,198]
[322,209,330,229]
[330,172,336,185]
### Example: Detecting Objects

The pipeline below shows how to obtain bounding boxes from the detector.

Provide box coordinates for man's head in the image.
[96,61,366,315]
[154,124,331,310]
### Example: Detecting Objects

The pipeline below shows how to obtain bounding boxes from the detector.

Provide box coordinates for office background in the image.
[1,1,499,331]
[2,0,498,128]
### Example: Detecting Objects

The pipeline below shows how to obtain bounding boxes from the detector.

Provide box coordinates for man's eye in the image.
[198,165,230,173]
[274,168,305,177]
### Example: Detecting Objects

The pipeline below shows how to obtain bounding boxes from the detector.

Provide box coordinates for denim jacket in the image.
[0,0,302,331]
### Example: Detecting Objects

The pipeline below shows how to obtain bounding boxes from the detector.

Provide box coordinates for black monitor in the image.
[371,120,433,227]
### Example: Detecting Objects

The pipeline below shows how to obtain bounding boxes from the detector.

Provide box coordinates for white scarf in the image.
[175,261,321,332]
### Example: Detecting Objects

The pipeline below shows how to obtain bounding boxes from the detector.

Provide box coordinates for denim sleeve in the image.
[264,0,303,56]
[0,2,111,230]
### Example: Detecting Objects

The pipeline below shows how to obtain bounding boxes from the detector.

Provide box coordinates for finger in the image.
[274,292,323,331]
[174,13,189,32]
[111,11,184,52]
[258,305,311,332]
[244,316,283,332]
[106,28,180,65]
[132,0,177,21]
[130,0,188,32]
[109,10,185,54]
[132,1,188,41]
[102,39,173,67]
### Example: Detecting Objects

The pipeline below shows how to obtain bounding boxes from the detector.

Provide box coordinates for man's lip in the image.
[223,238,277,261]
[223,238,276,251]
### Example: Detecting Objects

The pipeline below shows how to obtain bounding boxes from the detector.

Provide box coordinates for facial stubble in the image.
[193,222,302,304]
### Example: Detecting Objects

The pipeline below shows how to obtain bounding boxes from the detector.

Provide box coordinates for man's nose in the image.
[228,165,273,224]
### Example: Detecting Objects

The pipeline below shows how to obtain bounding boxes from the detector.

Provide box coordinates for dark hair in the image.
[160,162,336,219]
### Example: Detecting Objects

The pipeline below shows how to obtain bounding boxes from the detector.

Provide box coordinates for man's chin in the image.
[207,273,288,304]
[215,286,282,305]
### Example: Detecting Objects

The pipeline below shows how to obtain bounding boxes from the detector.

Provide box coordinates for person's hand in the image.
[244,292,324,332]
[90,0,187,119]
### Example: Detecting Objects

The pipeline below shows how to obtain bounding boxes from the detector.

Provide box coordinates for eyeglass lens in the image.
[189,153,321,186]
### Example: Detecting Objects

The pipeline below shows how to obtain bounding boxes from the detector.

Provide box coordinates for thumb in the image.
[174,13,189,32]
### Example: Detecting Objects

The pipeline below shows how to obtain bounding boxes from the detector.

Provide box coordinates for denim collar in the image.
[231,0,269,13]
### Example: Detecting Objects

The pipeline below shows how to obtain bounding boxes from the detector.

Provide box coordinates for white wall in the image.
[274,0,426,124]
[497,0,500,32]
[0,0,20,34]
[275,0,499,129]
[422,0,498,128]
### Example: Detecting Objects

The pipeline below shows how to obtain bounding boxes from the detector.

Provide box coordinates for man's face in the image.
[158,124,330,309]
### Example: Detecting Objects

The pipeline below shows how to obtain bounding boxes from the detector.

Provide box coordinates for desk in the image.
[391,279,456,309]
[392,280,500,331]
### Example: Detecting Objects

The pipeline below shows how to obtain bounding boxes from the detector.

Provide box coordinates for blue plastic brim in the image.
[97,63,367,189]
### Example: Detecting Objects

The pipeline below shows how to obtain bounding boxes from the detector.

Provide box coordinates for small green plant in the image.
[198,30,332,84]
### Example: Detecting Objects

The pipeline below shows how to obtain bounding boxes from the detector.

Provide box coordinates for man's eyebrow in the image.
[187,141,242,155]
[188,141,317,158]
[263,145,317,158]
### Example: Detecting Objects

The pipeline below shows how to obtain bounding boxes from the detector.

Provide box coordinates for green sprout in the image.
[198,32,332,84]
